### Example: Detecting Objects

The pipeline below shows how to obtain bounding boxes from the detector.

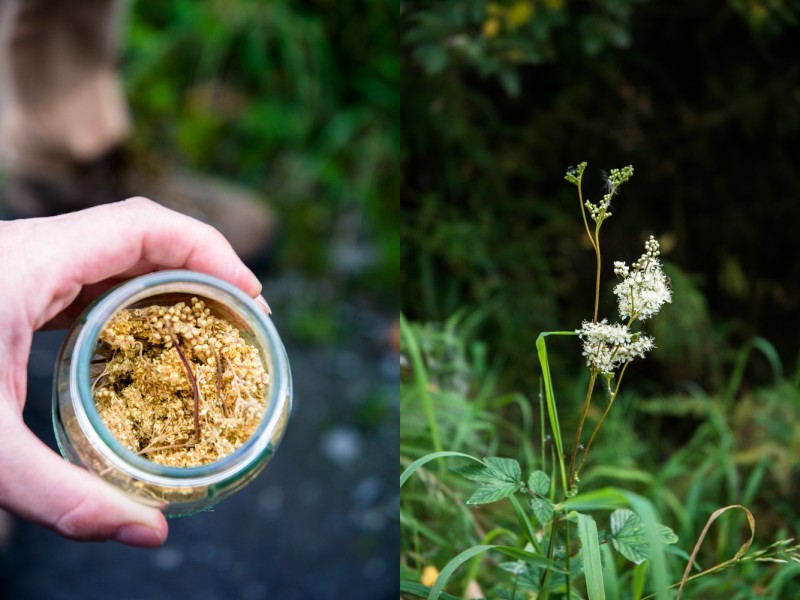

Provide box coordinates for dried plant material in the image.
[92,298,269,467]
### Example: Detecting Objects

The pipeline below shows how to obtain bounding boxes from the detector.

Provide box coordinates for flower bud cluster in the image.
[583,165,634,224]
[605,165,634,188]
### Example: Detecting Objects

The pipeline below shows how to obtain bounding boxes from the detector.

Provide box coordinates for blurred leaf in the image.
[609,508,678,565]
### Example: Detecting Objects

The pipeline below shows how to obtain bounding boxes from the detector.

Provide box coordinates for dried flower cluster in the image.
[92,298,269,467]
[576,236,671,376]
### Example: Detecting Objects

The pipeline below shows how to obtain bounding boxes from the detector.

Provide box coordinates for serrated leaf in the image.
[530,496,555,525]
[528,470,550,496]
[451,457,522,486]
[467,480,519,504]
[483,457,522,483]
[609,509,678,565]
[454,457,523,505]
[450,464,497,483]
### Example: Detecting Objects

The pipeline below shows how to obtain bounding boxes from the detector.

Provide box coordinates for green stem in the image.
[593,225,602,323]
[578,176,597,254]
[575,361,630,479]
[568,370,597,490]
[564,517,572,599]
[540,516,561,599]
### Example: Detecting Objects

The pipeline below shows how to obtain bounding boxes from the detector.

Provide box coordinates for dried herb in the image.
[92,298,269,467]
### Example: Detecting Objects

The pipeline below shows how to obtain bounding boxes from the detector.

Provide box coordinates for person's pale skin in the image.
[0,197,262,548]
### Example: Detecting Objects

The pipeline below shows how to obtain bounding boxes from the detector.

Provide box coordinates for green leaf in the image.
[577,513,606,600]
[609,508,678,565]
[449,464,497,483]
[530,496,555,525]
[484,457,522,482]
[467,480,519,504]
[452,456,523,505]
[528,470,550,496]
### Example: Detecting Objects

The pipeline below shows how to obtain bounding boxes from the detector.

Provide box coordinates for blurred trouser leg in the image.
[0,0,129,216]
[0,0,275,267]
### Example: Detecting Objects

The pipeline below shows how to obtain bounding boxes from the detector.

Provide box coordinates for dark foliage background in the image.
[403,0,800,392]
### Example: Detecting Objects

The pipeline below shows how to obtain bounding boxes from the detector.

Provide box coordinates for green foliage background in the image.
[126,0,398,302]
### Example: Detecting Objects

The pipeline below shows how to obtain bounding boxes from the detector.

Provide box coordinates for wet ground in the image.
[0,296,398,599]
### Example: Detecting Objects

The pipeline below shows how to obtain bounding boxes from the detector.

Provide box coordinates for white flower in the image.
[613,236,672,321]
[576,319,654,375]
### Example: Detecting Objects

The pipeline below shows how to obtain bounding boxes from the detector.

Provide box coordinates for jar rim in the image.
[69,270,291,487]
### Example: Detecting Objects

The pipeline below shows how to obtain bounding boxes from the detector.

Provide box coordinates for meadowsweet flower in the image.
[576,319,654,375]
[613,236,672,321]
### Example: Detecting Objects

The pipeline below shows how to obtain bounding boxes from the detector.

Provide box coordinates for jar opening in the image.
[69,271,290,487]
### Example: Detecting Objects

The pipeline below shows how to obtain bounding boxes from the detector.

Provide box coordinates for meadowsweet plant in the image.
[399,164,795,600]
[401,162,682,600]
[566,161,672,491]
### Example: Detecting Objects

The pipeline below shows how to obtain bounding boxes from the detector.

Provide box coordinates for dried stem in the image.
[165,319,201,444]
[138,439,198,455]
[211,345,228,418]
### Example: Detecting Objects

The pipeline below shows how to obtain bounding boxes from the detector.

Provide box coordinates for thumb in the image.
[0,414,167,547]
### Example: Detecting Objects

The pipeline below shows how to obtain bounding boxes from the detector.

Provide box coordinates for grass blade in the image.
[428,545,496,600]
[626,493,669,600]
[535,331,576,493]
[675,504,755,599]
[401,313,442,454]
[509,493,542,553]
[577,513,606,600]
[563,487,673,599]
[400,451,483,488]
[400,581,460,600]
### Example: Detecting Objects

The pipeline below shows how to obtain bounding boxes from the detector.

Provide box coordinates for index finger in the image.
[17,197,263,329]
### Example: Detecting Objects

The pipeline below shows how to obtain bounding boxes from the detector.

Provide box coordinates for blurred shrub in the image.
[125,0,398,297]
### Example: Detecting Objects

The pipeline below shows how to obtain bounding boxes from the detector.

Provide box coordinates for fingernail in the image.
[113,523,164,548]
[256,294,272,315]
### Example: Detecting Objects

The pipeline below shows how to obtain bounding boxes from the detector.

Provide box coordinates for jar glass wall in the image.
[53,270,292,517]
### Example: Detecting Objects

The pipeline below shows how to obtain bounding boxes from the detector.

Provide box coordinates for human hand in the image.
[0,197,262,547]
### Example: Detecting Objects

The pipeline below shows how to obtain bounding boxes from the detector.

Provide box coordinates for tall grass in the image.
[400,314,800,599]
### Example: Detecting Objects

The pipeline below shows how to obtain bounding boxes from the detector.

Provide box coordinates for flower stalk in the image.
[564,163,671,491]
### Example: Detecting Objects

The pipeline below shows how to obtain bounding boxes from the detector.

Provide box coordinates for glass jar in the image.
[53,270,292,517]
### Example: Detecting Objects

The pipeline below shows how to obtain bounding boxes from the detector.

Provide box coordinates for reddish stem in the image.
[166,320,200,443]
